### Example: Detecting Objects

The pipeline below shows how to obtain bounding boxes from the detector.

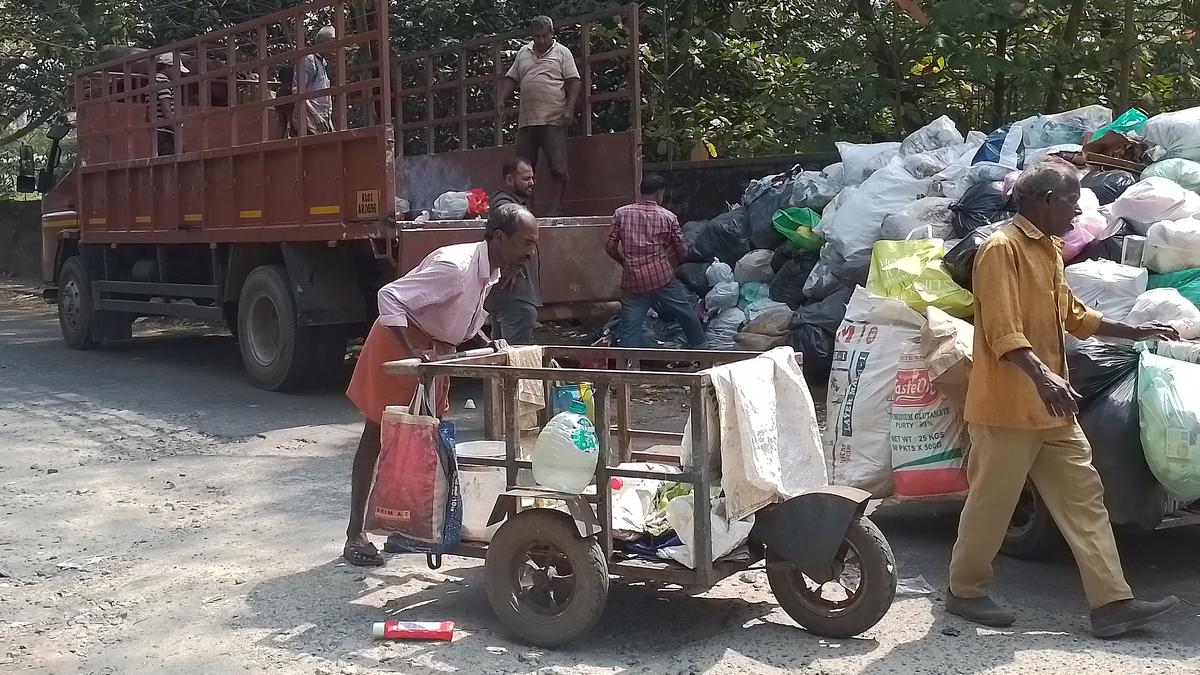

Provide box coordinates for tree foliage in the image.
[2,0,1198,174]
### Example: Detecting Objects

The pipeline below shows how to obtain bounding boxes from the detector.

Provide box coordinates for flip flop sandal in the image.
[342,544,385,567]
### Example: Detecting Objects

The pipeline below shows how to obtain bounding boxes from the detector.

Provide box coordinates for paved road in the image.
[1,283,1198,675]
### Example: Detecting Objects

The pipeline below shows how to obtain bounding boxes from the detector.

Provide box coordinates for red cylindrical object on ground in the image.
[371,620,455,641]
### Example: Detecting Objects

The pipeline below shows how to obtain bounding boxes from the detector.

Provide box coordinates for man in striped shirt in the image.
[152,54,185,156]
[605,173,705,348]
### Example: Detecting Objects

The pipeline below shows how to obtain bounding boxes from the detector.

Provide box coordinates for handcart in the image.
[383,346,897,647]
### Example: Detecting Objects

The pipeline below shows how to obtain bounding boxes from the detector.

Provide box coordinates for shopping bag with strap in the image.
[866,231,975,319]
[366,384,462,567]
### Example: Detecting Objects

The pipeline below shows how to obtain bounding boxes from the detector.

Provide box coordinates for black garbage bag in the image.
[676,262,712,296]
[1067,340,1139,407]
[1067,233,1129,266]
[788,287,853,384]
[771,244,798,273]
[682,219,708,247]
[770,254,818,309]
[950,181,1014,237]
[1080,170,1137,206]
[1079,371,1168,530]
[944,223,1003,291]
[743,173,794,250]
[693,207,751,265]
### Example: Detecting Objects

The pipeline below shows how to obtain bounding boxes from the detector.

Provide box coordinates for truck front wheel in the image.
[58,257,100,350]
[237,265,318,391]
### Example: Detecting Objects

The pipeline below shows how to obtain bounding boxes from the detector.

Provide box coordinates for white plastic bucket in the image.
[457,441,507,542]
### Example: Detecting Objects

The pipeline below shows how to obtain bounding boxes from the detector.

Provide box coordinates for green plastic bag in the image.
[1142,158,1200,194]
[1148,267,1200,306]
[866,238,975,318]
[1089,107,1149,142]
[772,208,823,252]
[1137,351,1200,502]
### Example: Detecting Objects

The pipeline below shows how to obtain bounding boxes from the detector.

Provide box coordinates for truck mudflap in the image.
[750,485,873,584]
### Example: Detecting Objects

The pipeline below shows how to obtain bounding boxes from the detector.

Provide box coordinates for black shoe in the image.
[1090,596,1179,638]
[945,591,1016,627]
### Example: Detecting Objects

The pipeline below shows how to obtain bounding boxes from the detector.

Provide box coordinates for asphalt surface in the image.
[1,281,1199,675]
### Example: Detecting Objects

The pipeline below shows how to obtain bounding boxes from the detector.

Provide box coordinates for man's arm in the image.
[605,215,624,265]
[666,214,687,264]
[974,242,1079,417]
[1094,318,1179,342]
[561,77,581,125]
[1062,282,1179,342]
[498,77,517,109]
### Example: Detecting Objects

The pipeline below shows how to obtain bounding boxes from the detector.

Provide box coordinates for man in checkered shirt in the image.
[605,173,706,348]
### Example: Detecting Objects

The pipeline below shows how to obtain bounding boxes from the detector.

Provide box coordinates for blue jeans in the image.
[616,279,706,348]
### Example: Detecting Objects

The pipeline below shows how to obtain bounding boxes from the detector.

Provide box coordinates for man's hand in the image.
[1033,368,1081,418]
[1131,322,1179,342]
[559,109,575,126]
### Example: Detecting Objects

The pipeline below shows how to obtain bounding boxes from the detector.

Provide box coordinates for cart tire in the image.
[1001,485,1063,560]
[484,509,608,648]
[767,515,896,638]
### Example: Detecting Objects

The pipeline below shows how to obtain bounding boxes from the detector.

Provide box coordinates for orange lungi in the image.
[347,321,452,424]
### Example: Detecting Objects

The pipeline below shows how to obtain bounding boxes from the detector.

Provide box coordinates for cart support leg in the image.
[503,375,521,516]
[594,382,613,561]
[691,385,714,584]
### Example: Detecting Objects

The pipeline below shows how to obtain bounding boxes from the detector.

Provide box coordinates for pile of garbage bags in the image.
[678,103,1200,509]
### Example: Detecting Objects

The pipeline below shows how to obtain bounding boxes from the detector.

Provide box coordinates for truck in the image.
[22,1,641,390]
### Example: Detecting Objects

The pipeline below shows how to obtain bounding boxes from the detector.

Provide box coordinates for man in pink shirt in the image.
[343,203,539,566]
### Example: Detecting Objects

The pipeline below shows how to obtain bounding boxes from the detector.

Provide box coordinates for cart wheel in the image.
[767,515,896,638]
[484,509,608,648]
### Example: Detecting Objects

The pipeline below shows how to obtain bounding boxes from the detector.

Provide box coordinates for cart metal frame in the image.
[385,345,767,588]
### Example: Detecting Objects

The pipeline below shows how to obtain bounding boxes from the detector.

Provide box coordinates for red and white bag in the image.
[889,339,968,497]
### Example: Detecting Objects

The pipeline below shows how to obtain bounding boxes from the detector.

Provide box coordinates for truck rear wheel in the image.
[237,265,319,391]
[58,257,100,350]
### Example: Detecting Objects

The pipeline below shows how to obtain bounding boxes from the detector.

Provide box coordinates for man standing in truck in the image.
[486,158,541,344]
[152,54,186,156]
[294,26,336,135]
[498,15,580,217]
[606,173,705,349]
[342,203,539,566]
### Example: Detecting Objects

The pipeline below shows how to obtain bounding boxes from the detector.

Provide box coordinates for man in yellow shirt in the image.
[947,162,1179,638]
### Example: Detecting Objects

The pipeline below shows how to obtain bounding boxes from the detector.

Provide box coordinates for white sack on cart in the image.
[658,495,754,569]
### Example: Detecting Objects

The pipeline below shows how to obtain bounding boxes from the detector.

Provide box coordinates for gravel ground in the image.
[1,280,1199,675]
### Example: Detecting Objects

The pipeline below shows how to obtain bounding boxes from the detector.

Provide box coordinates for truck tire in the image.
[57,257,100,350]
[237,265,319,391]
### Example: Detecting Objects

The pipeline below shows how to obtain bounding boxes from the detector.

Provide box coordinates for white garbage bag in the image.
[1110,177,1200,235]
[658,496,754,569]
[1143,106,1200,163]
[900,115,965,156]
[1022,105,1112,149]
[734,250,776,284]
[704,308,746,350]
[837,141,901,185]
[879,197,956,241]
[1063,259,1148,322]
[431,191,469,220]
[1125,288,1200,340]
[826,287,926,496]
[821,155,935,261]
[789,171,841,211]
[704,281,740,313]
[705,261,735,285]
[1144,218,1200,274]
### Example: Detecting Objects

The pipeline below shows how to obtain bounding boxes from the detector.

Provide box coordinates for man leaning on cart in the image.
[342,203,539,566]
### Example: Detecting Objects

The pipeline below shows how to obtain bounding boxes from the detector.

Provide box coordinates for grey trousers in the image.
[489,299,538,345]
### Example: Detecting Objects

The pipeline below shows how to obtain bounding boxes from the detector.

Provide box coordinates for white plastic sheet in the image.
[1064,259,1148,322]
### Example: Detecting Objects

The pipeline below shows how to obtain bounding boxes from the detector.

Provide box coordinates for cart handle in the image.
[384,346,500,375]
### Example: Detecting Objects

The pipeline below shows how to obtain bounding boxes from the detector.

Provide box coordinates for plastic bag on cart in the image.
[1080,368,1168,530]
[743,173,794,250]
[366,387,462,556]
[694,208,752,265]
[900,116,964,156]
[1081,170,1138,205]
[1143,159,1200,194]
[972,124,1023,168]
[735,250,776,284]
[704,308,746,350]
[1124,288,1200,340]
[705,282,740,314]
[890,339,969,497]
[1110,177,1200,234]
[1067,340,1139,406]
[823,155,935,262]
[880,197,956,242]
[1144,218,1200,274]
[658,495,754,569]
[1138,351,1200,502]
[431,191,470,220]
[1064,259,1148,321]
[1023,105,1112,149]
[950,181,1014,237]
[1143,106,1200,162]
[770,254,819,308]
[826,288,926,496]
[943,222,1003,291]
[789,171,841,211]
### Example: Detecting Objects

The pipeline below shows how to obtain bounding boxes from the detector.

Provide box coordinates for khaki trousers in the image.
[949,422,1133,609]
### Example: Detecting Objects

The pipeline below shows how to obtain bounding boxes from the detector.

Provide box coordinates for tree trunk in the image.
[1044,0,1086,112]
[1116,0,1135,111]
[990,28,1009,128]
